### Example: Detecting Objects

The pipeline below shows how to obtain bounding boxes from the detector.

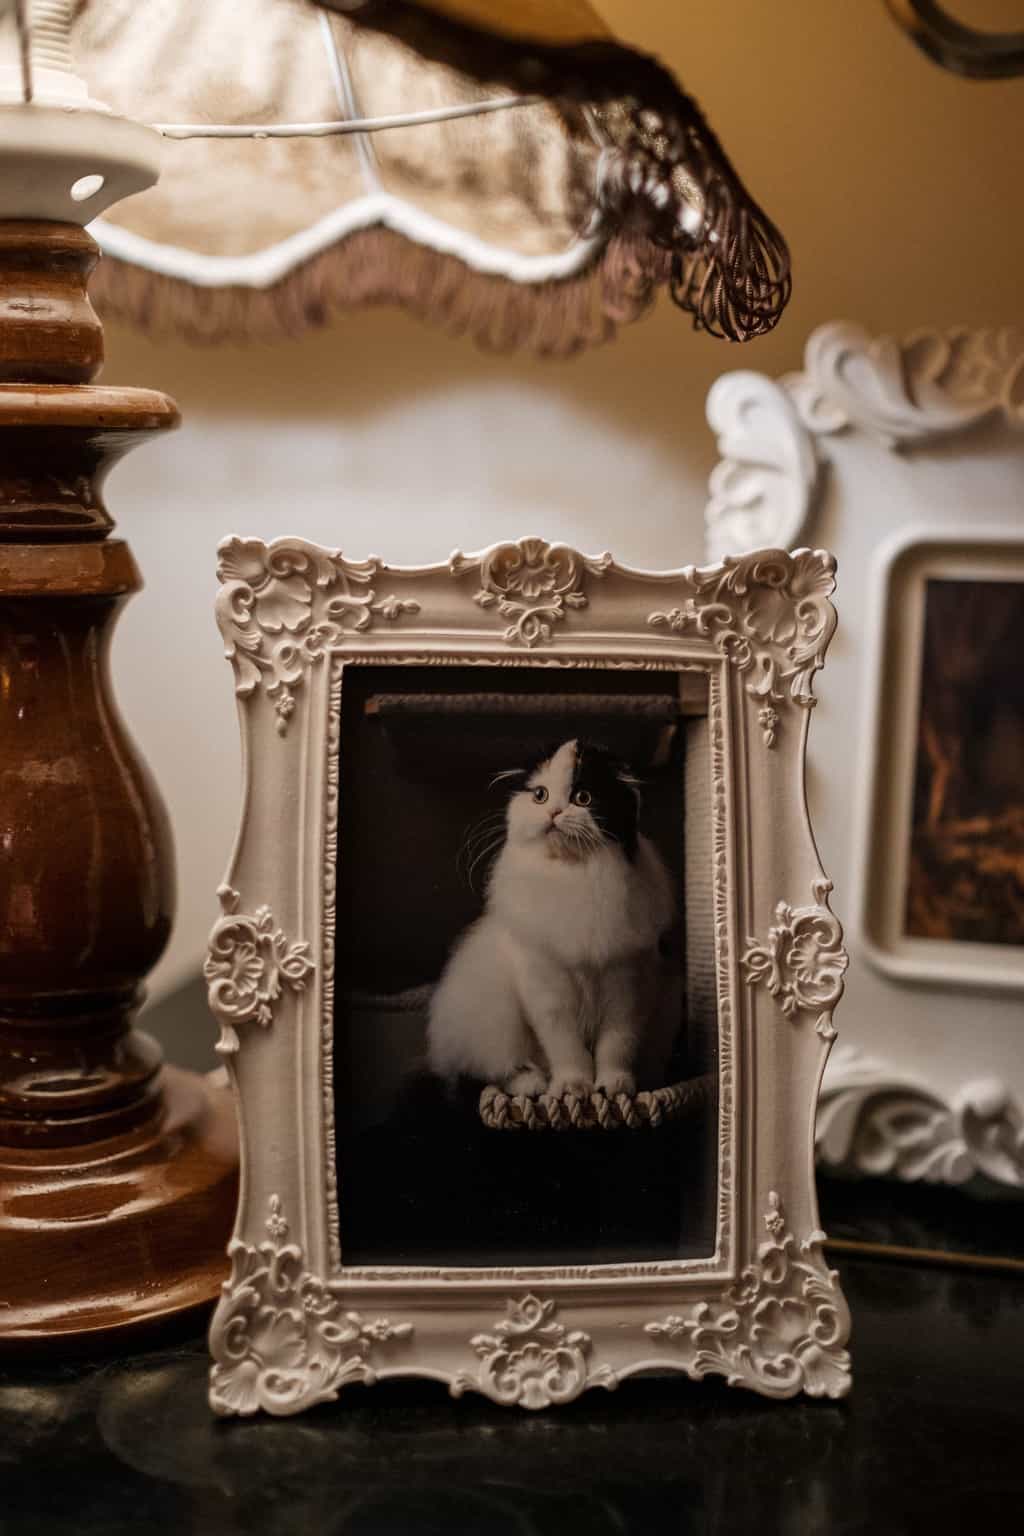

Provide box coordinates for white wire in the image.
[317,9,378,192]
[154,95,535,140]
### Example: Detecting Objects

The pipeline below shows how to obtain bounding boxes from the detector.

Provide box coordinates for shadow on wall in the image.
[143,976,217,1074]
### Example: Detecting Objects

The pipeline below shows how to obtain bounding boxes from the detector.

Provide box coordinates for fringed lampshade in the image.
[71,0,790,351]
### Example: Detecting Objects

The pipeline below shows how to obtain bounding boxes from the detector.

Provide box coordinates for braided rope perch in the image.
[479,1073,714,1132]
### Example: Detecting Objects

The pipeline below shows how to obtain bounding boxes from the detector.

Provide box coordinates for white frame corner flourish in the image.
[704,321,1024,562]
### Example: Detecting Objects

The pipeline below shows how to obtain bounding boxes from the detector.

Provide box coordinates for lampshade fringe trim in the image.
[338,9,792,341]
[89,228,673,355]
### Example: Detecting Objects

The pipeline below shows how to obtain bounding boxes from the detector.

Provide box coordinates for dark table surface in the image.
[3,1252,1022,1536]
[7,985,1016,1534]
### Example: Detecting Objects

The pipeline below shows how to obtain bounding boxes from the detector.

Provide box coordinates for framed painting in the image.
[857,532,1024,992]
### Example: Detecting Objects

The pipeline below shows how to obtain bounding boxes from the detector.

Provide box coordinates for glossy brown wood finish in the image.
[0,221,237,1347]
[0,540,173,1148]
[0,1067,238,1345]
[0,224,104,385]
[0,385,179,541]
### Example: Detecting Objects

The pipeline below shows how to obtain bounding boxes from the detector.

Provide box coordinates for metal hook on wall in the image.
[885,0,1024,79]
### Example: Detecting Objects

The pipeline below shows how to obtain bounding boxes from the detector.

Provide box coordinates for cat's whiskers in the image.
[548,814,605,861]
[466,835,508,890]
[459,843,505,888]
[489,768,524,788]
[463,816,506,851]
[458,810,506,857]
[457,811,509,890]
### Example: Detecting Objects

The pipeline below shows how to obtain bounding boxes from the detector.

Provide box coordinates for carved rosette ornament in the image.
[648,548,837,746]
[204,886,314,1055]
[215,538,419,734]
[645,1194,851,1399]
[210,1197,413,1417]
[450,537,612,647]
[452,1295,617,1409]
[741,878,848,1041]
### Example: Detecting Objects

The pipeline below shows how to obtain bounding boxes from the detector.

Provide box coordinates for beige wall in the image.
[97,1,1024,1001]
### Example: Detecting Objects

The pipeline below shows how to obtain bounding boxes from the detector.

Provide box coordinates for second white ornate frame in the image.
[204,535,851,1417]
[704,322,1024,1195]
[855,529,1024,994]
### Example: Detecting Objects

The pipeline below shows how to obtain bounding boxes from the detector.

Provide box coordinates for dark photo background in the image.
[333,662,719,1269]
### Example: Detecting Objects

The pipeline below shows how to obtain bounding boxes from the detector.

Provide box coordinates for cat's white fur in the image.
[428,741,676,1097]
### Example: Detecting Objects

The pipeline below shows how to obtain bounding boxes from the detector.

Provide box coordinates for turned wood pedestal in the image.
[0,223,237,1347]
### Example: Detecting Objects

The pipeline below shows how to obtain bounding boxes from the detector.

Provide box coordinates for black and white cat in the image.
[428,739,676,1098]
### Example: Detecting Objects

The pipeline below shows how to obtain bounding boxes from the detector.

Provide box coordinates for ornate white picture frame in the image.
[205,536,851,1416]
[704,322,1024,1195]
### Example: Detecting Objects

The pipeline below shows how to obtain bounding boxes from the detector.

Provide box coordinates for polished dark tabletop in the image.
[2,1252,1022,1536]
[6,986,1016,1533]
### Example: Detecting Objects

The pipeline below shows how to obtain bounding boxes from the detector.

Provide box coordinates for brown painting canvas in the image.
[905,577,1024,946]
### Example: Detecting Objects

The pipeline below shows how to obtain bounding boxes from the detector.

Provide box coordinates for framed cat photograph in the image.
[205,536,852,1416]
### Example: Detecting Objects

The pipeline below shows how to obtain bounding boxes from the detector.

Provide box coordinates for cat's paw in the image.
[548,1072,594,1099]
[506,1067,548,1098]
[596,1070,636,1098]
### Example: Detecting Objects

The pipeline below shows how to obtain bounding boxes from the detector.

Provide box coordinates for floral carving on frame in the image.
[210,1197,413,1417]
[705,324,1024,560]
[741,878,848,1041]
[648,548,837,746]
[788,323,1024,446]
[449,537,612,647]
[452,1295,617,1410]
[704,371,817,563]
[204,886,314,1055]
[645,1194,851,1399]
[817,1047,1024,1190]
[216,537,419,734]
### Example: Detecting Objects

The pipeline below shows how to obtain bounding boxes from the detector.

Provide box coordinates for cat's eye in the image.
[532,786,549,804]
[573,789,592,807]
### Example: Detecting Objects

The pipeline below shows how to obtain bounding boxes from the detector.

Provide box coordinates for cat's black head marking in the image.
[571,739,641,860]
[493,738,641,860]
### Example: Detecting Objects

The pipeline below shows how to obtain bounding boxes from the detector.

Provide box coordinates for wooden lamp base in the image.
[0,223,238,1348]
[0,1068,237,1346]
